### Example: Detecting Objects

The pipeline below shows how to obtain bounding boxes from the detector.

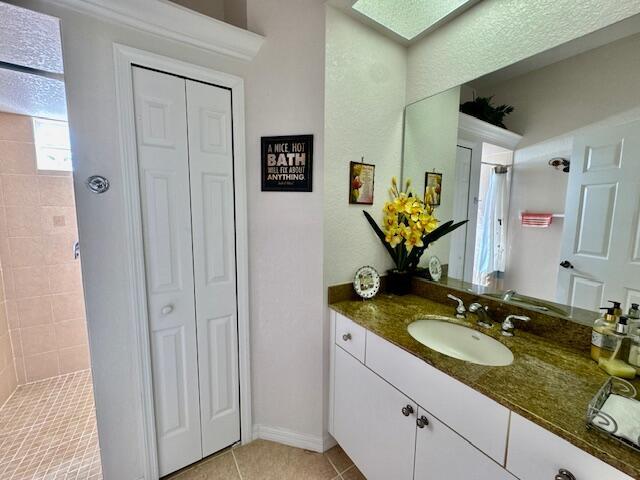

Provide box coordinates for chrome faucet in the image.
[469,303,493,328]
[447,294,466,319]
[502,289,517,302]
[501,314,530,337]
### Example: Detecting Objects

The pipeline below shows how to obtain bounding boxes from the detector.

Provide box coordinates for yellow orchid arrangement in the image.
[364,177,467,273]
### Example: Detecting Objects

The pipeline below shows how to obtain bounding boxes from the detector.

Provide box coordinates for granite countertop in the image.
[329,294,640,478]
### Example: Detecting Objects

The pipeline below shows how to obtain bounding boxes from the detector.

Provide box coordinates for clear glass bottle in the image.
[627,303,640,367]
[598,316,637,379]
[591,306,618,361]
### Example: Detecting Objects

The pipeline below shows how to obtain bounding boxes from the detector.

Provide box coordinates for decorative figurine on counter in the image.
[428,256,442,282]
[353,265,380,299]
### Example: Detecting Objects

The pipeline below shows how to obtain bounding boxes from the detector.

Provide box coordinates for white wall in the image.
[170,0,247,28]
[503,138,571,301]
[7,3,250,478]
[9,2,640,478]
[324,6,407,286]
[6,0,327,477]
[483,33,640,301]
[403,87,460,266]
[476,33,640,148]
[245,0,327,447]
[406,0,640,103]
[169,0,225,21]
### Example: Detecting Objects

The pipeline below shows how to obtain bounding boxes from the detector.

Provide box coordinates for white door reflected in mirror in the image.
[401,30,640,318]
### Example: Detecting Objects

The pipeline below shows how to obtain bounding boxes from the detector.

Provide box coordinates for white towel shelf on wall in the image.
[520,212,564,228]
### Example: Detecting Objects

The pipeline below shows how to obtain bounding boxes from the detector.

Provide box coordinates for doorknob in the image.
[86,175,110,194]
[559,260,574,269]
[161,305,174,315]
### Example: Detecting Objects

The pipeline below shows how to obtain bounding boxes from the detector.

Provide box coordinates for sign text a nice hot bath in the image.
[261,135,313,192]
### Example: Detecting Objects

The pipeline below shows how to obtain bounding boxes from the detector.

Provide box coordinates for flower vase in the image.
[387,270,412,295]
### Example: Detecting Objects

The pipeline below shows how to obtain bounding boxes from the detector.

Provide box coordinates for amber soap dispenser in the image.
[591,301,621,361]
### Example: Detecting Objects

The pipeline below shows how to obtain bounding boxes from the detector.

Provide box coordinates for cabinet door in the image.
[366,331,509,463]
[508,413,633,480]
[414,408,516,480]
[333,346,416,480]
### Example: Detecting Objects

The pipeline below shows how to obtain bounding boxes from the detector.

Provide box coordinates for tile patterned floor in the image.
[166,440,366,480]
[0,369,363,480]
[0,370,102,480]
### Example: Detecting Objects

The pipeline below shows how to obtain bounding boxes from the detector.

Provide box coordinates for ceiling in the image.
[0,2,67,120]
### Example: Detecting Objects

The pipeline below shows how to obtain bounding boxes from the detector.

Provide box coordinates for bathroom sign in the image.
[261,135,313,192]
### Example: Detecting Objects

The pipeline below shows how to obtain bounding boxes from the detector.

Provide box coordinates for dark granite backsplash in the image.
[328,276,592,352]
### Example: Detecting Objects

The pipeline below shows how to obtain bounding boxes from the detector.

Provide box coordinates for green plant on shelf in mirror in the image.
[363,177,467,273]
[459,96,514,129]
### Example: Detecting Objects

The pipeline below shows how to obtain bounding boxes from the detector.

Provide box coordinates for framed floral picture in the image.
[349,161,375,205]
[424,171,442,206]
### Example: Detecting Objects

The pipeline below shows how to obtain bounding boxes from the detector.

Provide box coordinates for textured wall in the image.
[406,0,640,104]
[324,6,407,286]
[0,112,89,385]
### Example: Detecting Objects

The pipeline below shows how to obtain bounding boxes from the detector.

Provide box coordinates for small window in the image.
[33,118,72,171]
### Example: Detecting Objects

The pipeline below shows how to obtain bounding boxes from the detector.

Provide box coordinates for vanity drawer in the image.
[507,413,633,480]
[335,313,366,362]
[365,331,510,464]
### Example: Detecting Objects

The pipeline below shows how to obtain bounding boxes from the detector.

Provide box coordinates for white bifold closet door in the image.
[132,66,240,477]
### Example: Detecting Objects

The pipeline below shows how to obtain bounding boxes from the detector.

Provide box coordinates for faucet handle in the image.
[469,303,493,328]
[468,302,487,313]
[501,315,530,337]
[447,294,466,318]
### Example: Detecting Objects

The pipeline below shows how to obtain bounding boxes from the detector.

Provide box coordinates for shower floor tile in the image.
[0,370,102,480]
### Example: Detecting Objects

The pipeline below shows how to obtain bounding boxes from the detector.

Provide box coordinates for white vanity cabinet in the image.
[414,407,516,480]
[365,325,510,464]
[330,312,512,480]
[329,311,634,480]
[507,413,634,480]
[333,346,417,480]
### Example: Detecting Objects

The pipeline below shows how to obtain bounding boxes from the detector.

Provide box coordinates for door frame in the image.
[113,44,252,479]
[456,139,482,283]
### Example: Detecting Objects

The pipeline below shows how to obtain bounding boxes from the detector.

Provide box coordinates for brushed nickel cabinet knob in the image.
[416,415,429,428]
[555,469,576,480]
[401,405,414,417]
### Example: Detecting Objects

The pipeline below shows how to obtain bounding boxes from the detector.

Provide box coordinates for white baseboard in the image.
[252,424,332,453]
[323,433,337,451]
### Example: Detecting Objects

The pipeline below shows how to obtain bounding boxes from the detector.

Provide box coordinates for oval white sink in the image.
[407,320,513,366]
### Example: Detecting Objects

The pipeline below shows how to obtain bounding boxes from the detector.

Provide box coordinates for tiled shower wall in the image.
[0,243,15,405]
[0,112,89,390]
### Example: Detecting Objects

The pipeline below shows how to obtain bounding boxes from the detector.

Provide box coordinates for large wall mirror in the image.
[403,22,640,323]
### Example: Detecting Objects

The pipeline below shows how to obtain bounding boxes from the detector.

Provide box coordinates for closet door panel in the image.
[186,80,240,455]
[132,67,202,476]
